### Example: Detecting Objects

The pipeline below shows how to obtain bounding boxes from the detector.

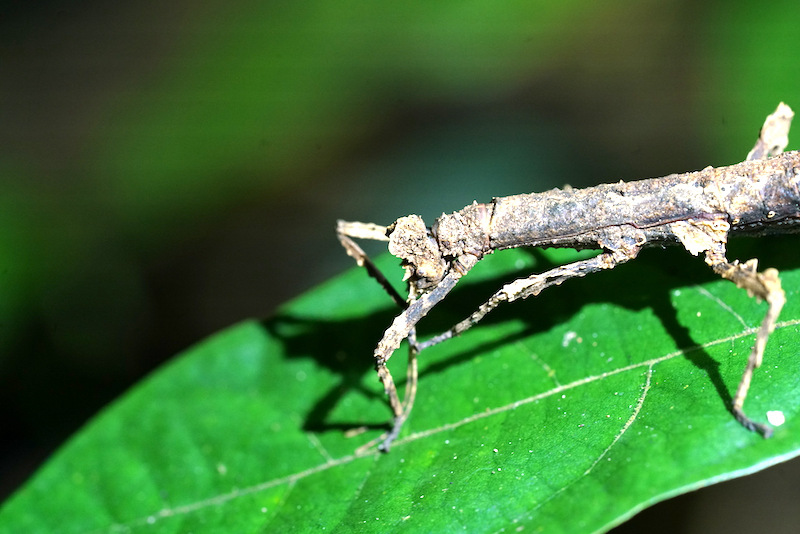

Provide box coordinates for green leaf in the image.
[2,237,800,533]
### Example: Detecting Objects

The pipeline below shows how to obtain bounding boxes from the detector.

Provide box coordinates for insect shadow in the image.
[263,233,798,438]
[260,306,403,433]
[402,246,736,413]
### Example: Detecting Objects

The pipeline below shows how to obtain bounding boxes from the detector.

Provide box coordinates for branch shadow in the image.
[260,308,399,433]
[412,246,733,411]
[419,233,800,419]
[264,233,799,438]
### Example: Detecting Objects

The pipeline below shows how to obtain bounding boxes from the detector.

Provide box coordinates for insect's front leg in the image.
[338,220,424,453]
[337,220,408,309]
[371,254,479,451]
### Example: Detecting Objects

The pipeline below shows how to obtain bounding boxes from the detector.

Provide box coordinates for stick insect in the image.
[338,103,797,452]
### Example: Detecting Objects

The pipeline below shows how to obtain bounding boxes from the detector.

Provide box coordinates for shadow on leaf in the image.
[263,233,799,443]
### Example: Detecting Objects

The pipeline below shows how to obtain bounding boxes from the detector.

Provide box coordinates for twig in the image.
[338,103,797,451]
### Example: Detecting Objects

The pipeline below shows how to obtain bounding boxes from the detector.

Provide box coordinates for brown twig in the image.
[338,103,797,451]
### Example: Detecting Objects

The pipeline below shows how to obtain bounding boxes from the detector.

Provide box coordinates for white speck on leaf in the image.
[767,410,786,426]
[562,331,577,347]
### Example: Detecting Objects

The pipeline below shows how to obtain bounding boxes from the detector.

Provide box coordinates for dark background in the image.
[1,1,799,531]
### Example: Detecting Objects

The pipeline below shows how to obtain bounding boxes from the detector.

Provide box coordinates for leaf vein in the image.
[95,318,800,533]
[695,285,749,329]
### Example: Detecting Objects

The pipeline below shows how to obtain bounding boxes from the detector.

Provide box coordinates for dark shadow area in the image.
[271,233,800,445]
[261,307,402,433]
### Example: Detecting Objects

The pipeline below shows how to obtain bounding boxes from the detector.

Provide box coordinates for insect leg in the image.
[704,246,785,437]
[746,102,793,161]
[417,248,638,352]
[374,329,420,451]
[337,220,408,309]
[371,254,479,451]
[338,220,423,452]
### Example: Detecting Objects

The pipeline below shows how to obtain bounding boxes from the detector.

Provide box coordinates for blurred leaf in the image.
[89,0,617,229]
[699,0,800,161]
[2,235,800,533]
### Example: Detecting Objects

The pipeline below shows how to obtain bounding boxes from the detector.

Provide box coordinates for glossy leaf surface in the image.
[2,240,800,533]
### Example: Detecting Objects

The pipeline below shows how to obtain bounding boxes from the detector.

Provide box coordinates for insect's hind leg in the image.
[704,247,785,437]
